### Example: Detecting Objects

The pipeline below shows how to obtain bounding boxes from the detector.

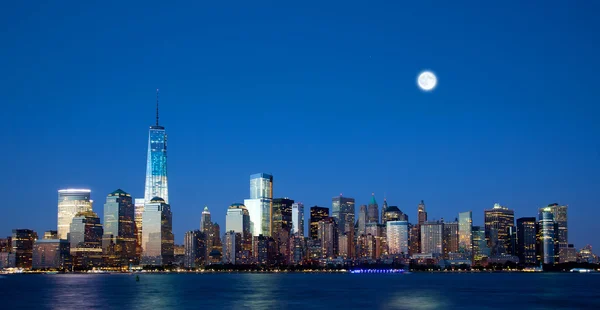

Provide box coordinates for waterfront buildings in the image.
[537,207,559,264]
[421,222,443,255]
[383,206,407,224]
[223,231,241,264]
[367,194,379,224]
[141,197,174,266]
[472,226,490,263]
[244,173,273,237]
[516,217,537,265]
[102,189,136,264]
[310,206,329,240]
[318,217,338,259]
[357,205,367,237]
[291,202,304,237]
[201,206,212,234]
[225,203,252,254]
[387,220,409,255]
[12,229,37,269]
[484,203,515,256]
[57,189,92,240]
[458,211,473,255]
[417,200,427,225]
[542,203,568,262]
[143,93,169,204]
[68,211,103,268]
[443,221,459,258]
[272,198,294,263]
[32,237,70,270]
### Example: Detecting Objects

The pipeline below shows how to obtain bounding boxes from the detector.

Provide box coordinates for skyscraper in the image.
[102,189,136,264]
[201,206,212,234]
[537,207,559,265]
[332,195,355,233]
[310,206,329,240]
[367,193,379,223]
[244,173,273,237]
[541,203,568,262]
[12,229,37,269]
[134,198,144,258]
[68,211,103,267]
[420,222,443,255]
[272,198,294,264]
[225,203,251,254]
[183,230,206,268]
[141,197,174,266]
[144,91,169,204]
[516,217,537,266]
[472,226,490,263]
[318,217,337,259]
[443,221,459,258]
[458,211,473,256]
[223,231,241,264]
[383,206,407,223]
[387,221,409,255]
[417,200,427,225]
[381,198,388,225]
[57,189,92,240]
[484,203,515,256]
[291,202,304,237]
[357,205,367,236]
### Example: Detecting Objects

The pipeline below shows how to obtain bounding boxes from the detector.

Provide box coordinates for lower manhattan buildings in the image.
[141,197,174,266]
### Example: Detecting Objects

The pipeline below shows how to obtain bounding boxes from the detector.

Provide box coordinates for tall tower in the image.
[484,203,515,256]
[541,203,568,262]
[57,189,93,240]
[367,193,379,224]
[417,200,427,225]
[381,198,388,225]
[291,202,305,237]
[332,195,355,234]
[458,211,473,256]
[102,189,136,262]
[144,90,169,204]
[244,173,273,237]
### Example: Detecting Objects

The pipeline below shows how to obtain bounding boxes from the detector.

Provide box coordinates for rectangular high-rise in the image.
[443,222,459,258]
[245,173,273,237]
[537,208,559,265]
[516,217,537,265]
[541,203,568,262]
[57,189,92,240]
[102,189,136,263]
[310,206,329,240]
[332,195,355,233]
[291,203,304,237]
[484,203,515,256]
[12,229,37,269]
[387,221,409,255]
[458,211,473,255]
[141,197,174,266]
[420,222,443,255]
[183,230,206,268]
[226,203,252,253]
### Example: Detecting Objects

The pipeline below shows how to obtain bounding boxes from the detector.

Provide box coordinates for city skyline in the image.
[1,1,599,252]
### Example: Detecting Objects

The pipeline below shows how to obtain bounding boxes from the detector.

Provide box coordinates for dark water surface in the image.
[1,273,599,309]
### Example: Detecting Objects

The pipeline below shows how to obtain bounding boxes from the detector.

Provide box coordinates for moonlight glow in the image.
[417,71,437,91]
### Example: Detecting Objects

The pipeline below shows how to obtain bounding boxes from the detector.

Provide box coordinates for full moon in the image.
[417,71,437,91]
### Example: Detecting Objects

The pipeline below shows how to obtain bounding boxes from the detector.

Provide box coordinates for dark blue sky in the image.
[2,1,599,249]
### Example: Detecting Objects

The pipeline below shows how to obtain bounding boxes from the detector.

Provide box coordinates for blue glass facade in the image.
[144,126,168,204]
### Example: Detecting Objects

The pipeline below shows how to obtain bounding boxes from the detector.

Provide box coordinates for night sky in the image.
[2,1,599,249]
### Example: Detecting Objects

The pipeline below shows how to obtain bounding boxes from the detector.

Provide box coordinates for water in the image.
[1,273,599,309]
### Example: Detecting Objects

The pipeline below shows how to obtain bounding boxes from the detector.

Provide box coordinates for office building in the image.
[134,198,144,258]
[12,229,37,269]
[443,221,459,258]
[367,193,379,223]
[223,231,241,264]
[310,206,329,240]
[332,195,355,233]
[318,217,338,259]
[541,203,568,262]
[381,198,388,225]
[291,202,304,237]
[245,173,273,237]
[484,203,515,256]
[272,198,294,264]
[0,237,12,252]
[472,226,490,263]
[201,206,211,233]
[458,211,472,255]
[225,203,252,253]
[516,217,537,265]
[183,230,206,268]
[536,207,558,265]
[57,189,93,240]
[69,211,103,268]
[289,235,306,264]
[421,222,443,255]
[0,252,16,268]
[418,200,427,225]
[44,231,58,240]
[141,197,174,266]
[102,189,136,263]
[387,220,409,255]
[32,238,70,270]
[253,235,276,265]
[383,206,407,224]
[357,205,367,236]
[144,92,169,204]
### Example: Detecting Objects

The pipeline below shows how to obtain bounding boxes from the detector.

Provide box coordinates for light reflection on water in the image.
[1,273,600,309]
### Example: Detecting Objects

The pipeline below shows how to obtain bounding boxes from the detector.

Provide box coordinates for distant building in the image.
[564,244,577,263]
[417,200,427,225]
[134,198,145,259]
[472,226,490,263]
[484,203,515,256]
[291,203,305,237]
[272,198,294,264]
[57,189,92,240]
[0,252,16,268]
[516,217,537,266]
[253,235,276,265]
[421,222,443,255]
[458,211,472,256]
[289,235,306,264]
[387,221,409,255]
[223,231,241,264]
[310,206,329,240]
[318,217,338,259]
[12,229,38,269]
[443,221,459,258]
[245,173,273,237]
[225,203,252,256]
[536,207,558,265]
[0,237,12,252]
[383,206,407,224]
[367,193,379,224]
[68,211,103,269]
[332,195,355,233]
[141,197,174,266]
[32,239,70,270]
[44,231,58,240]
[102,189,136,265]
[357,205,368,237]
[183,230,206,268]
[541,203,568,262]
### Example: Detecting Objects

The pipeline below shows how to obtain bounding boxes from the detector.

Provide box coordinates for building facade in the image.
[542,203,568,262]
[310,206,329,240]
[443,221,459,258]
[484,203,515,256]
[225,203,252,254]
[12,229,37,269]
[536,208,559,265]
[291,202,304,237]
[387,220,409,255]
[458,211,472,255]
[141,197,174,266]
[332,195,355,234]
[420,222,443,255]
[516,217,537,265]
[68,211,103,268]
[32,238,70,270]
[183,230,206,268]
[102,189,136,264]
[57,189,92,240]
[367,194,379,224]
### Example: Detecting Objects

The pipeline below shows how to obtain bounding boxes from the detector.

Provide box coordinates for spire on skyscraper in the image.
[156,88,159,127]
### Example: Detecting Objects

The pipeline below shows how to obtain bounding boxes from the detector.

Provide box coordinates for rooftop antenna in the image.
[156,88,159,126]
